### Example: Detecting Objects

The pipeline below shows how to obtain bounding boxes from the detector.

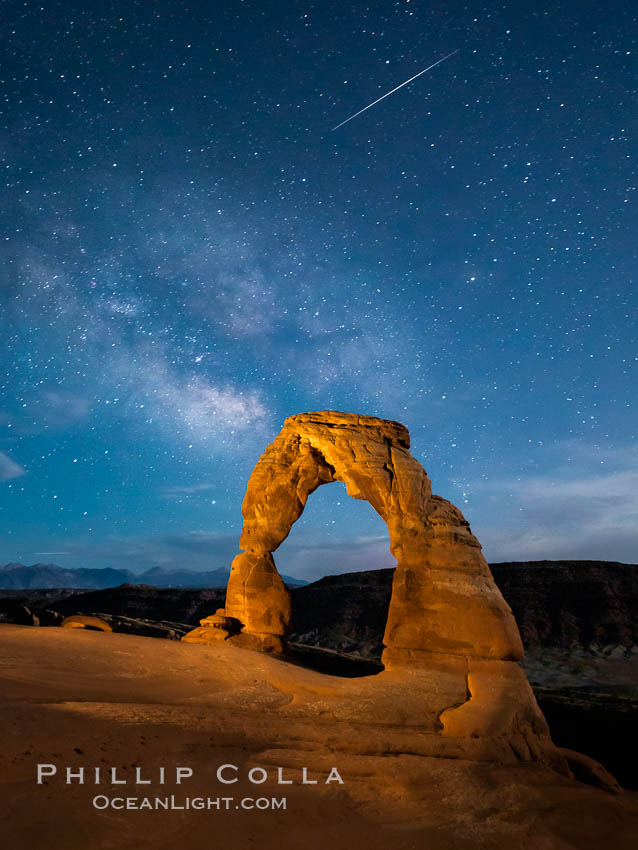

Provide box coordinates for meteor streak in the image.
[331,49,459,131]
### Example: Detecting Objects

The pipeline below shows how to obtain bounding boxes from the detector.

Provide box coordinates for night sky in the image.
[1,1,637,580]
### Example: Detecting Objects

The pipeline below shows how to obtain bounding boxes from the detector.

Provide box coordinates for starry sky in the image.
[1,0,637,580]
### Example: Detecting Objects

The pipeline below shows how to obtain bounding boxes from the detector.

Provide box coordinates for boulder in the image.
[12,606,40,627]
[60,615,112,632]
[182,609,242,645]
[38,609,63,627]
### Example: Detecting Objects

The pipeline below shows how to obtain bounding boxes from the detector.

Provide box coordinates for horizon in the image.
[1,551,635,581]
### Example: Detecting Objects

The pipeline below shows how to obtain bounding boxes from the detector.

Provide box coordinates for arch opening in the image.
[275,479,396,582]
[272,479,396,677]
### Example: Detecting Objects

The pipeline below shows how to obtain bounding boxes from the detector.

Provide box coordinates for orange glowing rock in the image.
[61,615,113,632]
[183,411,567,771]
[200,410,522,662]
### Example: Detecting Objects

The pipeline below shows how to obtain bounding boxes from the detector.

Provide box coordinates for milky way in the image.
[1,1,637,578]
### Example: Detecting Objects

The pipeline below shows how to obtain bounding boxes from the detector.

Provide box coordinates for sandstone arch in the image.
[184,411,572,771]
[188,410,522,665]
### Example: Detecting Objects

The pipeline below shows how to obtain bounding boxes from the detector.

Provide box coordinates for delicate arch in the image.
[220,411,522,666]
[182,411,570,775]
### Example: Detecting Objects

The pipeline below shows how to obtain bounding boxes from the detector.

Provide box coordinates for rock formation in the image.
[187,410,522,659]
[185,411,569,772]
[61,614,112,632]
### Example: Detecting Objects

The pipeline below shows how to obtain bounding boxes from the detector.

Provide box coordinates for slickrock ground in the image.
[1,625,637,850]
[290,564,638,787]
[2,563,636,786]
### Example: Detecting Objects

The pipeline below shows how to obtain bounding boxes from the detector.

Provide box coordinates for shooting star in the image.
[331,49,459,131]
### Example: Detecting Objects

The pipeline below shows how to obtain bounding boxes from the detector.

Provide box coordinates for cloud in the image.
[0,452,26,481]
[32,552,69,556]
[160,482,217,499]
[40,530,240,573]
[276,535,396,581]
[5,389,92,435]
[38,390,92,428]
[474,448,638,563]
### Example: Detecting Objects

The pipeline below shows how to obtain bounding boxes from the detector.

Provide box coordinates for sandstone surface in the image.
[5,561,633,788]
[1,626,637,850]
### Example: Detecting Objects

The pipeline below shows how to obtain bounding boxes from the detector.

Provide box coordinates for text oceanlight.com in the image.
[92,795,287,811]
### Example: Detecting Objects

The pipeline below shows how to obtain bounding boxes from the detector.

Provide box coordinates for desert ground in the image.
[1,624,637,850]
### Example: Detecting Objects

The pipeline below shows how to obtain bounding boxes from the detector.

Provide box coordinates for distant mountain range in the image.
[0,562,307,589]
